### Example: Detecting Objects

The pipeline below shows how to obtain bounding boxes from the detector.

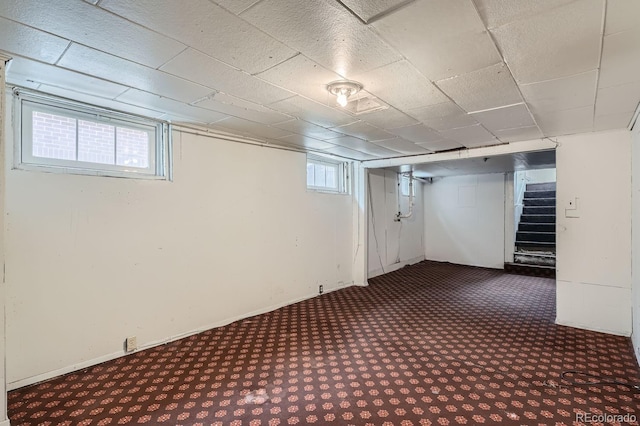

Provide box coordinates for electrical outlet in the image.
[319,285,324,294]
[125,336,137,352]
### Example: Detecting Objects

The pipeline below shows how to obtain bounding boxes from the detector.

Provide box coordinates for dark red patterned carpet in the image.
[8,261,640,425]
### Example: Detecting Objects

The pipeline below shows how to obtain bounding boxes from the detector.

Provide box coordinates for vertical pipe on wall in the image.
[352,162,368,286]
[504,172,515,263]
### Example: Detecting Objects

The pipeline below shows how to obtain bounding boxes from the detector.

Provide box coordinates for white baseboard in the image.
[0,419,11,426]
[8,282,357,391]
[368,255,425,279]
[555,319,631,337]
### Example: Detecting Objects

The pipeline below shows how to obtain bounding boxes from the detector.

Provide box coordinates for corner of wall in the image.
[632,120,640,364]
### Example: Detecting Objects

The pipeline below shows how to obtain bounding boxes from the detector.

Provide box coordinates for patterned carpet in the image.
[8,261,640,425]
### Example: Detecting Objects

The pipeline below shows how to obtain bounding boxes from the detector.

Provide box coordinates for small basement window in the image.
[306,156,348,193]
[15,89,170,179]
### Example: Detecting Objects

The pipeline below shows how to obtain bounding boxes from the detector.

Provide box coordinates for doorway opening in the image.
[505,168,557,276]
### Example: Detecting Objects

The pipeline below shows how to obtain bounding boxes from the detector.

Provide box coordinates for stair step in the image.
[524,190,556,199]
[518,223,555,232]
[524,198,556,207]
[516,231,556,242]
[526,182,556,191]
[515,250,556,258]
[504,262,556,278]
[520,214,555,223]
[516,241,556,250]
[514,250,556,266]
[523,206,556,215]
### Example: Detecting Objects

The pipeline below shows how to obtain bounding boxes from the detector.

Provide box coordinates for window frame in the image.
[306,155,349,194]
[14,89,171,180]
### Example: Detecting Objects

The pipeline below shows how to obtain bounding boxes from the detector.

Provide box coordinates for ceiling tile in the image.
[408,102,478,131]
[0,0,186,68]
[358,107,418,130]
[212,117,293,140]
[161,49,293,105]
[473,0,576,29]
[328,136,402,157]
[519,70,597,114]
[599,29,640,89]
[37,84,166,119]
[470,103,535,132]
[338,0,415,23]
[438,124,498,147]
[116,89,228,124]
[490,0,603,84]
[420,114,479,132]
[100,0,296,74]
[213,0,260,15]
[493,126,543,143]
[322,145,377,160]
[274,119,345,140]
[387,124,442,144]
[7,56,128,99]
[436,63,522,112]
[194,93,292,125]
[256,54,344,104]
[276,135,337,151]
[604,0,640,35]
[0,17,69,64]
[415,139,464,152]
[408,102,466,121]
[534,105,594,136]
[595,81,640,117]
[373,0,500,80]
[241,0,401,76]
[372,138,431,155]
[331,121,393,142]
[375,0,485,40]
[353,60,449,110]
[269,96,356,128]
[58,44,213,104]
[594,111,635,131]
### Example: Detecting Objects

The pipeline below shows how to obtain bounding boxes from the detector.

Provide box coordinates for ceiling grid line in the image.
[470,0,543,138]
[1,0,637,161]
[591,0,608,125]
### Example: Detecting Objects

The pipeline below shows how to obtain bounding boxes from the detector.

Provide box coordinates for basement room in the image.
[0,0,639,425]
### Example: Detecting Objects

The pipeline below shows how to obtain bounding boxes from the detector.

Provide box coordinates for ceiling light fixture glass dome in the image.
[327,80,362,108]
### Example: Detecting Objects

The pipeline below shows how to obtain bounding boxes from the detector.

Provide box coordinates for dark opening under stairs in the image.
[505,182,556,278]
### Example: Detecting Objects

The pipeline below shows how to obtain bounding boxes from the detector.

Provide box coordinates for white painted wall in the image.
[4,124,355,388]
[0,57,11,426]
[556,129,632,336]
[631,121,640,358]
[522,168,557,183]
[367,169,424,278]
[423,173,505,269]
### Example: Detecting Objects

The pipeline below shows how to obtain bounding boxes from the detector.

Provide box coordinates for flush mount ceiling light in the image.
[327,80,363,107]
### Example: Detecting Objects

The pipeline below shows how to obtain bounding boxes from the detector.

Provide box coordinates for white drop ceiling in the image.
[1,0,639,162]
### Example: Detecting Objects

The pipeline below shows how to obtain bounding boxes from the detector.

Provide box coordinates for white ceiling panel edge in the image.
[362,138,557,169]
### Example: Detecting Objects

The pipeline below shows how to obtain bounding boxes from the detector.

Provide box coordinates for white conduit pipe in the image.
[395,172,414,221]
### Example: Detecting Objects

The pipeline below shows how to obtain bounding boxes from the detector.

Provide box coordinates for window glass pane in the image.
[306,157,346,192]
[32,111,76,160]
[307,163,315,187]
[116,127,150,168]
[78,120,115,165]
[314,164,326,187]
[325,165,337,188]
